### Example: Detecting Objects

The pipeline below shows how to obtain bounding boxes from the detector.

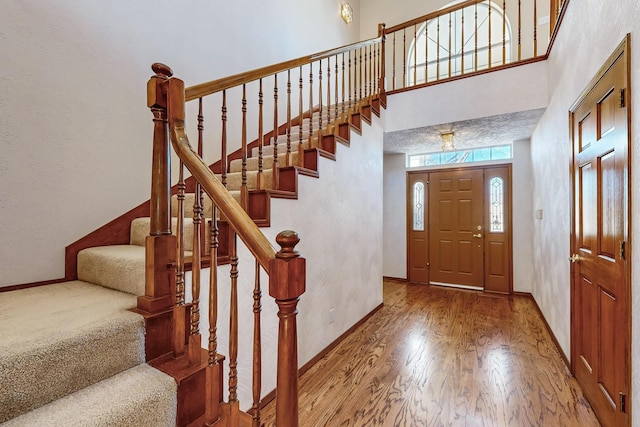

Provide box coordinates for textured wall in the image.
[385,61,548,133]
[529,0,640,420]
[0,0,361,287]
[383,154,408,278]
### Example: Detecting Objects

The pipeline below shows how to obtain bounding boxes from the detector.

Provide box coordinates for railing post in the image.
[378,23,387,104]
[269,231,306,427]
[137,63,177,360]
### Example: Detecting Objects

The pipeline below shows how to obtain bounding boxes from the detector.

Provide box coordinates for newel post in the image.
[137,63,177,360]
[269,231,306,427]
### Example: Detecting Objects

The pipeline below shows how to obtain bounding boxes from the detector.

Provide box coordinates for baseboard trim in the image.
[0,277,67,293]
[382,276,408,283]
[259,302,384,409]
[514,291,571,370]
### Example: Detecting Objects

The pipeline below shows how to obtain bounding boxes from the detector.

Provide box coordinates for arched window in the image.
[407,1,512,85]
[413,182,425,231]
[489,177,504,232]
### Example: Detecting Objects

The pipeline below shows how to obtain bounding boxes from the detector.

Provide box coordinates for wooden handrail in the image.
[164,74,277,271]
[185,36,383,102]
[385,0,483,33]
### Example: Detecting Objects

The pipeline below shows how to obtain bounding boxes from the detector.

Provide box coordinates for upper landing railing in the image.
[383,0,569,93]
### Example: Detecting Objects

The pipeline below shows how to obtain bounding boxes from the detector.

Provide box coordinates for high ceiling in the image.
[383,108,546,155]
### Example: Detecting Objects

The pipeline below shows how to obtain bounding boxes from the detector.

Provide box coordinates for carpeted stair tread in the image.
[0,281,145,423]
[216,168,273,191]
[1,364,176,427]
[77,245,146,296]
[229,150,300,173]
[130,217,210,252]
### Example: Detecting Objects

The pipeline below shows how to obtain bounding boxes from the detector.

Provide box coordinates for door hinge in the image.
[620,392,627,413]
[619,88,626,108]
[619,240,626,260]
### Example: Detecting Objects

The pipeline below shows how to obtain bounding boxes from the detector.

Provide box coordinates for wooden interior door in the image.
[570,37,630,427]
[429,169,484,288]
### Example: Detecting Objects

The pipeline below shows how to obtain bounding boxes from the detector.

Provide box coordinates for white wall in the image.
[0,0,361,287]
[383,153,407,278]
[382,139,535,292]
[529,0,640,420]
[385,60,548,132]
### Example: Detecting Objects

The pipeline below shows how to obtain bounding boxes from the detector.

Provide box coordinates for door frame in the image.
[568,34,632,422]
[406,164,513,293]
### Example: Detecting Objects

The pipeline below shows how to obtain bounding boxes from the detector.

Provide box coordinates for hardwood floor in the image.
[260,279,600,426]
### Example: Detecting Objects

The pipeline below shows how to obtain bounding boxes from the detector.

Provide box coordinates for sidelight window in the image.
[413,182,425,231]
[489,177,504,232]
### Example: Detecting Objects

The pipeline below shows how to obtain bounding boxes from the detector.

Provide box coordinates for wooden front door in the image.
[407,166,511,292]
[429,169,484,288]
[570,36,630,427]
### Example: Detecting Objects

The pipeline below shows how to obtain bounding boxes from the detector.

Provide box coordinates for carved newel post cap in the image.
[151,63,173,78]
[275,230,300,259]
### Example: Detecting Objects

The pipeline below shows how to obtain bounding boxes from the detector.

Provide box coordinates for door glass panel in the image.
[490,177,504,232]
[413,182,425,231]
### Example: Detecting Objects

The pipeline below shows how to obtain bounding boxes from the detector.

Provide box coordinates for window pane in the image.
[491,145,512,160]
[473,148,491,162]
[490,177,504,232]
[413,182,425,231]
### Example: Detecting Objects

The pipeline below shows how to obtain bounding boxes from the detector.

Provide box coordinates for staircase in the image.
[0,60,385,426]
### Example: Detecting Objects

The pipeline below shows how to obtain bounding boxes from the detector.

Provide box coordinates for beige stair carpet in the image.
[1,364,176,427]
[77,245,146,296]
[0,281,145,423]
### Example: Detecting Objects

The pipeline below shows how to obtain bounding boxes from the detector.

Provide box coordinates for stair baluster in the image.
[206,206,221,425]
[221,90,228,188]
[174,162,187,357]
[326,57,331,132]
[257,79,265,190]
[251,259,263,427]
[318,59,323,131]
[297,66,304,167]
[286,70,292,166]
[308,63,314,148]
[272,74,280,190]
[241,84,248,209]
[335,54,339,125]
[341,53,346,118]
[228,232,239,412]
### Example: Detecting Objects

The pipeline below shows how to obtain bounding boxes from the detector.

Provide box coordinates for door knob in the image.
[472,233,483,238]
[569,254,580,263]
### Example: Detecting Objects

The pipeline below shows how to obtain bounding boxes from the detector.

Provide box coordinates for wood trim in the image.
[185,37,383,101]
[545,0,571,57]
[258,303,384,410]
[382,276,408,283]
[65,198,150,281]
[0,277,68,293]
[385,0,483,34]
[386,56,547,96]
[515,291,570,369]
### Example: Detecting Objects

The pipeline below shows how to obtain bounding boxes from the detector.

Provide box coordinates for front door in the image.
[429,169,484,288]
[570,36,630,426]
[407,166,511,293]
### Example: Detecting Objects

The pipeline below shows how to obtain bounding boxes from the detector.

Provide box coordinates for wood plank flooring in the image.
[260,279,600,426]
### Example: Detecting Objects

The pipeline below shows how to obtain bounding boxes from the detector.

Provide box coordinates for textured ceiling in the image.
[383,108,546,154]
